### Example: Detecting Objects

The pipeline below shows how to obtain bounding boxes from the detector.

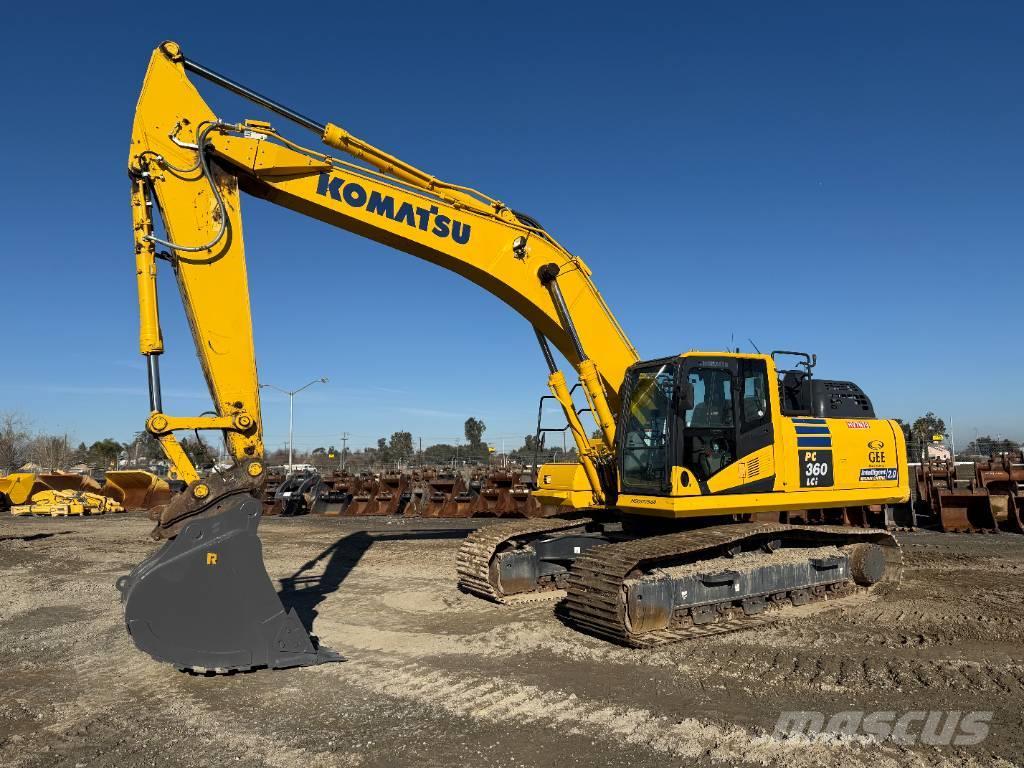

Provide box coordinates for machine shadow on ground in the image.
[276,528,471,632]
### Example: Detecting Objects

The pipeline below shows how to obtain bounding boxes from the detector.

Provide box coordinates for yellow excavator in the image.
[118,42,910,672]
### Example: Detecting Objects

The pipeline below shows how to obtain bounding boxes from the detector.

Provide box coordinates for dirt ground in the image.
[1,513,1021,768]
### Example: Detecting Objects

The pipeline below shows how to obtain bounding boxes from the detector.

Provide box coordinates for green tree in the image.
[909,412,946,455]
[464,417,486,448]
[423,443,457,464]
[388,431,414,462]
[87,438,124,469]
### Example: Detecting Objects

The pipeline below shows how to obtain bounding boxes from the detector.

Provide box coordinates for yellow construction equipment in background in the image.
[11,489,124,517]
[1,470,171,516]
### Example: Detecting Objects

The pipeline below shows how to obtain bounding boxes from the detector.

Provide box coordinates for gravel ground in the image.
[0,512,1021,768]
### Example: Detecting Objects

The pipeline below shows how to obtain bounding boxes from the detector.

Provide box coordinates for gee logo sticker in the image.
[867,439,886,465]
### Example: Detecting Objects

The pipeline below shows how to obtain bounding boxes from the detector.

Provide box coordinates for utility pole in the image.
[340,432,349,471]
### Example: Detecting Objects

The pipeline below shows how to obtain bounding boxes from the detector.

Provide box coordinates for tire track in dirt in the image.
[69,629,363,768]
[323,654,922,768]
[0,606,363,768]
[322,612,1024,701]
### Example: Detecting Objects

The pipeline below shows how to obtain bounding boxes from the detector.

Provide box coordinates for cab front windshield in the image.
[619,363,676,491]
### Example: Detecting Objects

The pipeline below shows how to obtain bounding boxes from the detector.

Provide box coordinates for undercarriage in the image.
[457,515,901,647]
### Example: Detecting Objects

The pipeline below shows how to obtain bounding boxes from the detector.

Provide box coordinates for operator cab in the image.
[617,351,875,495]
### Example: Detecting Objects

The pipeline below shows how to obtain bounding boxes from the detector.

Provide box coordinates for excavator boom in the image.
[120,42,636,671]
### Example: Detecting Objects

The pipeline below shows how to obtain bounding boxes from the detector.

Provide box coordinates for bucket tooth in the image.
[116,498,342,672]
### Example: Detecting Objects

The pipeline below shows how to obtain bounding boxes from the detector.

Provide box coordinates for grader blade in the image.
[116,498,341,672]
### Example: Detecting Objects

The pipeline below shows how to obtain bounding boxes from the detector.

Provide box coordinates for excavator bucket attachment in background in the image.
[353,473,408,516]
[420,474,466,518]
[471,471,516,517]
[914,460,996,533]
[449,487,475,517]
[0,473,50,508]
[39,473,103,494]
[511,482,547,517]
[346,477,381,516]
[976,456,1024,534]
[103,470,173,511]
[117,498,342,672]
[320,474,359,516]
[936,488,997,532]
[260,471,286,515]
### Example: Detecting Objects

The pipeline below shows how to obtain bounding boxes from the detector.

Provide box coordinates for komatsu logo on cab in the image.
[316,173,472,245]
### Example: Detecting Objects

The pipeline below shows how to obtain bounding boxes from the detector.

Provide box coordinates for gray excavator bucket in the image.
[116,498,343,672]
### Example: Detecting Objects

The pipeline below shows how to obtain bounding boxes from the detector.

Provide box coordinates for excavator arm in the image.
[119,42,637,672]
[132,42,636,514]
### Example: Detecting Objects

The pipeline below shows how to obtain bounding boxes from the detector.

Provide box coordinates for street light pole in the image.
[260,377,328,472]
[288,394,295,470]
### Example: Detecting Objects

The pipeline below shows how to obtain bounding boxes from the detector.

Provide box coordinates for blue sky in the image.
[1,2,1020,452]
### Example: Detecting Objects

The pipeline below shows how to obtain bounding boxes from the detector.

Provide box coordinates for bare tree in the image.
[26,434,72,471]
[0,412,31,472]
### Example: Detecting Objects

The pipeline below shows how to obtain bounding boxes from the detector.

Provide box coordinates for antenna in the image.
[748,338,762,354]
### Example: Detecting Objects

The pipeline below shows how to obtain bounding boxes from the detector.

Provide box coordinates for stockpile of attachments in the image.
[5,455,1023,535]
[0,470,173,517]
[263,466,549,518]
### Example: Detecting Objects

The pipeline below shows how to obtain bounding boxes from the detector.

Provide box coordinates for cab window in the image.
[685,368,733,429]
[740,360,770,431]
[619,362,676,491]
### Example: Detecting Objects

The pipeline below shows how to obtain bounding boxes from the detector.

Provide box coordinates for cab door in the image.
[677,357,776,494]
[733,358,775,491]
